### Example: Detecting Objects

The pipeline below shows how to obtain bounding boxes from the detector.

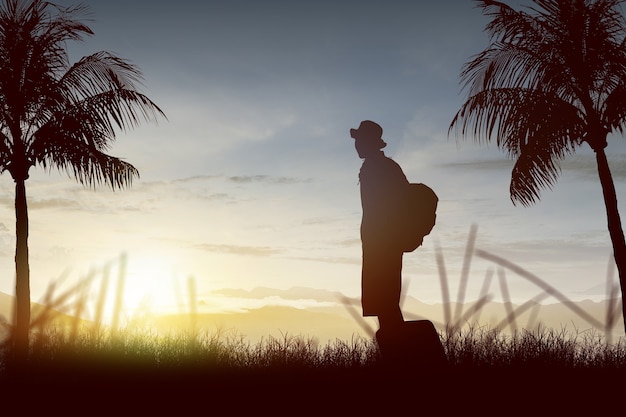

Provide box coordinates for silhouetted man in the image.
[350,120,409,333]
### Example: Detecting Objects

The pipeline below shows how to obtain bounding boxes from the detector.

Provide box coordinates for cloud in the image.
[295,256,360,266]
[0,187,138,214]
[169,175,222,184]
[437,141,626,183]
[227,175,309,185]
[27,198,83,211]
[440,158,515,172]
[134,174,316,211]
[301,216,342,226]
[193,243,281,257]
[561,154,626,181]
[0,196,12,209]
[211,286,346,304]
[146,174,310,187]
[336,238,360,248]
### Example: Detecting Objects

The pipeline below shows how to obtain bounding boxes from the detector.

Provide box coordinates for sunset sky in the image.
[0,0,624,325]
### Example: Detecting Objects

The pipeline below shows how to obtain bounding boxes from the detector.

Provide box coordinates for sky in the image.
[0,0,625,326]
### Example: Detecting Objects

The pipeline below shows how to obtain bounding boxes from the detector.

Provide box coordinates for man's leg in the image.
[377,305,404,331]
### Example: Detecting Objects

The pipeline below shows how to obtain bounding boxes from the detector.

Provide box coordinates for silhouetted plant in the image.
[0,0,165,359]
[3,319,625,386]
[443,323,626,371]
[2,234,625,382]
[449,0,626,331]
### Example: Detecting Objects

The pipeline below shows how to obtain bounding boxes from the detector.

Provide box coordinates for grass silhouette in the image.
[0,224,624,409]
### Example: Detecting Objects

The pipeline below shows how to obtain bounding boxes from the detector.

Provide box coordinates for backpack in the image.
[401,183,438,252]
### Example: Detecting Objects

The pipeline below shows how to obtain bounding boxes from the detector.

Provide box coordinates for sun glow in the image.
[112,254,185,320]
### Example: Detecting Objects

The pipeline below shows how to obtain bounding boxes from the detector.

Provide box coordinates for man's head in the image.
[350,120,386,158]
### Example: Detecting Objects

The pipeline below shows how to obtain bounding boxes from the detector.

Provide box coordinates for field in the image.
[1,228,624,413]
[0,322,624,413]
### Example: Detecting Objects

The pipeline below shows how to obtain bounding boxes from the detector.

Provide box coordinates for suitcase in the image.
[375,319,448,370]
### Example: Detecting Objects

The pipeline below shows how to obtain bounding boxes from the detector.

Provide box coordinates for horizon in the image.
[1,252,623,346]
[2,284,623,346]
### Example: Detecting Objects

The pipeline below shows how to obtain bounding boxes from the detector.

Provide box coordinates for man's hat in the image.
[350,120,387,149]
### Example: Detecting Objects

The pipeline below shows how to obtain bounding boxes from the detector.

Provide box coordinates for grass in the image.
[1,321,624,415]
[6,321,626,370]
[6,327,378,375]
[1,316,624,413]
[0,225,625,410]
[444,323,626,370]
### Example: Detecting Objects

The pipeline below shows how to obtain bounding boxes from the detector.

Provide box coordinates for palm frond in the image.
[452,0,626,205]
[30,86,164,154]
[19,22,165,189]
[450,88,518,145]
[0,131,11,171]
[451,84,583,206]
[59,51,147,102]
[88,88,165,135]
[30,87,162,188]
[510,140,562,207]
[0,1,92,94]
[25,51,165,143]
[451,87,582,145]
[34,137,139,190]
[605,84,626,137]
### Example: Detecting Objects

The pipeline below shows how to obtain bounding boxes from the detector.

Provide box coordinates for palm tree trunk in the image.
[595,147,626,332]
[13,177,30,360]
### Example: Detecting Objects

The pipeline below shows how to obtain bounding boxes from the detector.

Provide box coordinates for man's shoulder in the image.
[384,155,403,168]
[360,154,408,181]
[379,154,406,173]
[363,153,400,167]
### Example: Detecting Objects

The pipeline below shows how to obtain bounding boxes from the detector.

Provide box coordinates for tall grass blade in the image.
[454,224,477,323]
[30,272,96,329]
[497,267,517,333]
[471,267,494,323]
[435,241,451,326]
[92,264,110,336]
[450,294,492,330]
[70,274,93,343]
[111,252,127,336]
[495,292,550,331]
[188,276,197,335]
[174,272,184,313]
[339,295,374,338]
[526,301,542,330]
[605,255,618,343]
[476,249,604,329]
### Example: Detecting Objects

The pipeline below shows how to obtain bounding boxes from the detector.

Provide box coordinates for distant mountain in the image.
[212,286,348,303]
[0,287,623,344]
[149,305,368,345]
[0,291,12,324]
[211,286,626,341]
[0,290,88,334]
[212,285,622,328]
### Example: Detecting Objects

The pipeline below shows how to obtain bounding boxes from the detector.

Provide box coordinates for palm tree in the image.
[449,0,626,332]
[0,0,165,358]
